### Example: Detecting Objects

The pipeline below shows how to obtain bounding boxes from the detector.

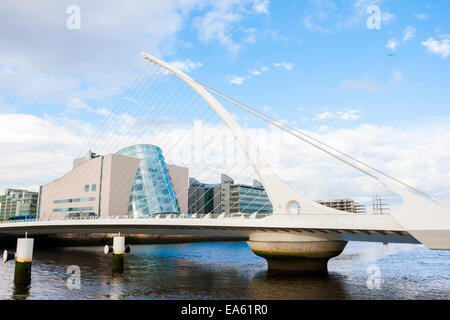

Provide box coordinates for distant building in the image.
[38,144,188,220]
[0,189,38,221]
[317,199,366,214]
[188,174,273,215]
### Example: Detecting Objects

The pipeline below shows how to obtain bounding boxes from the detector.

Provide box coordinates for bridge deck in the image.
[0,213,420,245]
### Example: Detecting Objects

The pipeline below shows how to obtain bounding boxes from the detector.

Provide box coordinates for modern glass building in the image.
[116,144,180,217]
[188,174,273,215]
[229,185,273,215]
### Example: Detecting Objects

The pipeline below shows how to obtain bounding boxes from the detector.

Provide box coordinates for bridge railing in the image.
[0,212,271,223]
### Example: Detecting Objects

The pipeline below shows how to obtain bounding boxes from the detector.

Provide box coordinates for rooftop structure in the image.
[317,199,366,214]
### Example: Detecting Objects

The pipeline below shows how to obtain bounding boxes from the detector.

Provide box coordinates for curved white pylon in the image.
[142,52,340,215]
[381,180,450,249]
[141,53,450,250]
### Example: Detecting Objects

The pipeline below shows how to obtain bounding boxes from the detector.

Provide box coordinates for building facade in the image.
[0,189,38,221]
[39,153,140,220]
[188,174,273,215]
[317,199,366,214]
[38,145,188,220]
[116,145,186,217]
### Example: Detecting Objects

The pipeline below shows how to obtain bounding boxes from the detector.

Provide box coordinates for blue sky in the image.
[0,0,449,207]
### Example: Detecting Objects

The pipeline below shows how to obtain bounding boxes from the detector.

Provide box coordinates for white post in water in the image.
[105,233,130,272]
[113,236,126,255]
[14,234,34,284]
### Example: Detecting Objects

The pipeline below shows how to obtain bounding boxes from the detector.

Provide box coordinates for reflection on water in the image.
[0,241,449,300]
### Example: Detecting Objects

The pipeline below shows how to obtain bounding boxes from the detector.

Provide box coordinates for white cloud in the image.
[193,1,270,55]
[0,95,15,114]
[414,13,429,20]
[340,76,382,93]
[341,70,402,93]
[0,113,91,190]
[269,122,450,206]
[386,38,399,52]
[0,0,267,106]
[273,62,294,71]
[194,10,242,55]
[228,76,248,85]
[252,0,270,14]
[263,106,272,113]
[381,11,395,23]
[228,64,269,85]
[242,28,257,44]
[422,37,450,59]
[390,70,403,85]
[250,65,269,75]
[2,112,450,210]
[66,98,111,116]
[168,59,203,73]
[403,26,416,42]
[315,109,362,121]
[0,0,189,104]
[303,0,395,33]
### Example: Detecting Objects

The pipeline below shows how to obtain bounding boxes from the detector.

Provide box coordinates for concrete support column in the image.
[14,237,34,284]
[113,236,126,255]
[247,232,347,274]
[112,236,125,272]
[104,235,131,273]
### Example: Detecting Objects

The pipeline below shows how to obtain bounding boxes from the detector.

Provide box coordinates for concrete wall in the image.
[101,154,140,218]
[39,154,140,220]
[167,164,189,214]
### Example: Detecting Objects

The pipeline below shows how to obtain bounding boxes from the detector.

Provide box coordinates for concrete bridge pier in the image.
[247,232,347,274]
[104,235,131,272]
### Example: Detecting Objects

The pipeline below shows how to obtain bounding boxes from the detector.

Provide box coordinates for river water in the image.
[0,241,449,300]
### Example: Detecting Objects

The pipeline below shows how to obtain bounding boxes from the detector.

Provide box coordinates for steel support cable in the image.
[189,160,252,215]
[239,183,273,215]
[116,71,210,155]
[108,84,253,216]
[68,67,187,213]
[102,68,186,154]
[184,134,253,214]
[191,79,433,200]
[78,63,155,157]
[192,153,254,215]
[86,63,159,154]
[51,65,161,202]
[208,171,266,216]
[88,64,168,155]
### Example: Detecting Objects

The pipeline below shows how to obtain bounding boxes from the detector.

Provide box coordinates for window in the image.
[84,184,89,192]
[91,184,96,192]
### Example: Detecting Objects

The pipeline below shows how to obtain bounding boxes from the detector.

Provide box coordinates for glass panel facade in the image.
[116,144,179,217]
[84,184,89,192]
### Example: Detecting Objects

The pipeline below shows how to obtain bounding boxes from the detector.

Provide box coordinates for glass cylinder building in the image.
[116,144,180,217]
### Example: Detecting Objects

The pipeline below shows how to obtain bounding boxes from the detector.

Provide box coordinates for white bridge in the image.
[1,53,449,272]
